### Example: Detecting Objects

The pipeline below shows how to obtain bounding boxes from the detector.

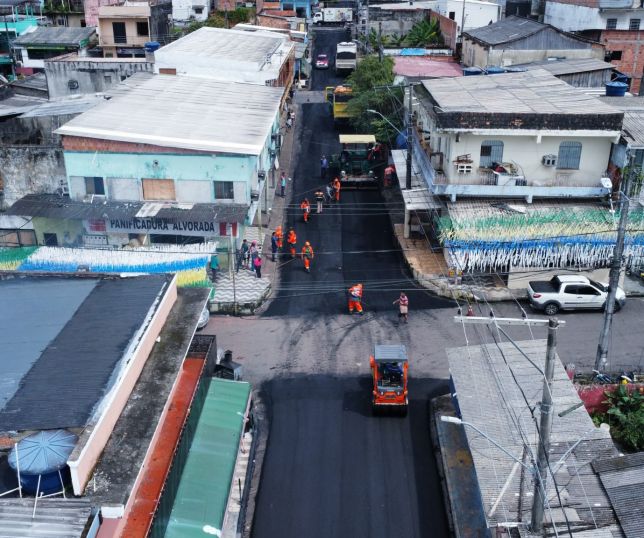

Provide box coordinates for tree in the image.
[345,55,404,144]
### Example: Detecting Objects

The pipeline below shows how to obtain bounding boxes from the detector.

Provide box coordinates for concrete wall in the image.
[83,0,122,28]
[173,0,210,22]
[45,57,154,99]
[429,10,457,50]
[439,132,613,185]
[463,37,602,67]
[601,29,644,94]
[99,17,151,48]
[544,2,604,31]
[68,276,177,496]
[32,216,85,245]
[367,8,430,37]
[0,147,67,209]
[438,0,500,33]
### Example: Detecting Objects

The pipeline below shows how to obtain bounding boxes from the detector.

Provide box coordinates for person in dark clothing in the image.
[320,155,329,179]
[271,232,279,262]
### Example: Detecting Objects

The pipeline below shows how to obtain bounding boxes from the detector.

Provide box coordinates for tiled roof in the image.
[464,16,551,46]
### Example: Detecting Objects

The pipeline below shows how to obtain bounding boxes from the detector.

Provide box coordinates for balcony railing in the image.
[412,130,611,203]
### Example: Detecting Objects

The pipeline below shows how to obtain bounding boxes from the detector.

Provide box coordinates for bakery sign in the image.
[104,218,237,237]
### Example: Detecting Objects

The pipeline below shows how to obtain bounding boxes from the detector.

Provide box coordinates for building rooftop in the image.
[98,3,150,17]
[421,69,623,131]
[518,57,614,76]
[54,73,283,155]
[13,26,95,47]
[394,56,462,79]
[447,339,621,535]
[0,273,170,432]
[599,96,644,148]
[370,1,437,10]
[8,194,250,223]
[464,15,587,46]
[156,26,293,71]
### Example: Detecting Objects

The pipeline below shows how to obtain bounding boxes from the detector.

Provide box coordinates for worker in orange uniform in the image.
[275,225,283,249]
[333,176,341,202]
[287,228,297,258]
[300,198,311,223]
[301,241,314,272]
[348,283,363,315]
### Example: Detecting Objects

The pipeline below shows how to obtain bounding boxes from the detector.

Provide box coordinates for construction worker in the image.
[275,225,283,249]
[384,164,396,188]
[314,189,325,213]
[301,241,314,272]
[348,283,363,315]
[300,198,311,223]
[333,176,341,202]
[287,228,297,258]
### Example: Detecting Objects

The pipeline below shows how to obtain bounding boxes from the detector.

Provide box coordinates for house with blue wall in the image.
[8,72,283,253]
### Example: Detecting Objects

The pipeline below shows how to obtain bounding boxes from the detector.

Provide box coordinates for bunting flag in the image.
[437,206,644,272]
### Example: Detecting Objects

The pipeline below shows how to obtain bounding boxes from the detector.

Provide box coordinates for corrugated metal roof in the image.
[519,58,614,76]
[464,16,551,46]
[19,96,103,118]
[0,274,170,431]
[594,453,644,538]
[0,498,92,538]
[622,111,644,148]
[164,379,251,538]
[13,26,95,46]
[447,340,620,534]
[7,194,249,223]
[422,69,620,116]
[55,73,283,155]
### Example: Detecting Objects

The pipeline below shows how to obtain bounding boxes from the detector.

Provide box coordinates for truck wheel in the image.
[544,303,560,316]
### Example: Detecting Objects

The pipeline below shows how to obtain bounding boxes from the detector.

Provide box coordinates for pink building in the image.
[83,0,122,28]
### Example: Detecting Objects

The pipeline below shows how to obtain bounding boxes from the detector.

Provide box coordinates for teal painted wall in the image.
[63,151,257,184]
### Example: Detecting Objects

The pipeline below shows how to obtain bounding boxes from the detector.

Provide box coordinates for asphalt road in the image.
[209,28,644,538]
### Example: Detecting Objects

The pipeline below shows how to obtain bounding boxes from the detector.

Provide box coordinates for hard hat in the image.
[305,241,310,246]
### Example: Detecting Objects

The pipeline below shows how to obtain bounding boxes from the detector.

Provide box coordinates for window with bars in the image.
[479,140,504,168]
[606,18,617,30]
[629,18,640,30]
[214,181,234,200]
[557,142,582,170]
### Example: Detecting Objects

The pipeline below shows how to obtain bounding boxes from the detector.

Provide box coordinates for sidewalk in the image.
[209,94,302,314]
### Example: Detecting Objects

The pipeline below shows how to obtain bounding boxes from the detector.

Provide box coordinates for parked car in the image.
[196,306,210,330]
[527,275,626,316]
[315,53,330,69]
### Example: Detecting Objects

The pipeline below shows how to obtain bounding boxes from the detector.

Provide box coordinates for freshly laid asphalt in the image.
[252,29,451,538]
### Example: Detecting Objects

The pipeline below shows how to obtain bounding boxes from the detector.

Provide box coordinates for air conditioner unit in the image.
[542,154,557,167]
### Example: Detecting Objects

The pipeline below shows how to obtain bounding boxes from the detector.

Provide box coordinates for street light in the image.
[366,109,403,136]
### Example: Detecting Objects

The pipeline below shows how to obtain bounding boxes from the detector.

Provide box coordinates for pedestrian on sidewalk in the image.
[237,239,249,272]
[253,255,262,279]
[280,172,288,197]
[209,253,219,283]
[301,241,314,273]
[286,115,293,131]
[393,292,409,323]
[287,228,297,258]
[300,198,311,223]
[320,155,329,179]
[314,189,325,213]
[249,240,259,269]
[271,231,279,262]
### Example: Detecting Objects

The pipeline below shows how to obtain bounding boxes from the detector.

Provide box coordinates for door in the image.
[112,22,126,44]
[561,284,581,308]
[575,285,603,309]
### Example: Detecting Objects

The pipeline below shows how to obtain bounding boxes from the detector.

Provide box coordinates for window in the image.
[630,18,641,30]
[479,140,504,168]
[112,21,126,43]
[609,50,622,61]
[0,229,36,247]
[136,21,149,37]
[578,286,600,296]
[606,18,617,30]
[214,181,234,200]
[43,233,58,246]
[142,178,176,201]
[84,176,105,195]
[557,142,582,170]
[194,6,203,14]
[448,11,455,19]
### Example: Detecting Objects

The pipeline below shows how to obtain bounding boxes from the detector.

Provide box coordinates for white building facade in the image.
[172,0,209,24]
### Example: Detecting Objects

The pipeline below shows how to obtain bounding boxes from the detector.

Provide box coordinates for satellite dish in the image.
[600,177,612,189]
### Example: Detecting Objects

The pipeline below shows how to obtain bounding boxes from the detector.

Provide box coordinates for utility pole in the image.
[378,22,383,62]
[594,161,632,370]
[531,317,559,533]
[406,85,413,190]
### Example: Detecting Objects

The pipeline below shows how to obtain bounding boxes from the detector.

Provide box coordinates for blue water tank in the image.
[485,66,506,75]
[605,81,628,97]
[8,430,78,495]
[144,41,161,52]
[504,66,527,73]
[613,73,628,83]
[463,67,483,76]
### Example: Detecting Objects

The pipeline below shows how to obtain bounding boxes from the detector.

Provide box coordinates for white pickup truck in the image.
[527,275,626,316]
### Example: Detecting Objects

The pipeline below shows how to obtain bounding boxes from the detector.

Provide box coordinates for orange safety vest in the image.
[275,226,282,239]
[300,200,311,213]
[333,178,341,191]
[349,284,363,300]
[302,246,314,259]
[287,230,297,244]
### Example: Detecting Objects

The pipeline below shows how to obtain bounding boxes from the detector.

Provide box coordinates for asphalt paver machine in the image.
[369,344,409,416]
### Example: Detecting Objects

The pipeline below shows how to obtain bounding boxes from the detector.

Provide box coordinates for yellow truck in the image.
[325,85,354,124]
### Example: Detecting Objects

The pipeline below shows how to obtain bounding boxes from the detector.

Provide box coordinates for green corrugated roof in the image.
[164,378,251,538]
